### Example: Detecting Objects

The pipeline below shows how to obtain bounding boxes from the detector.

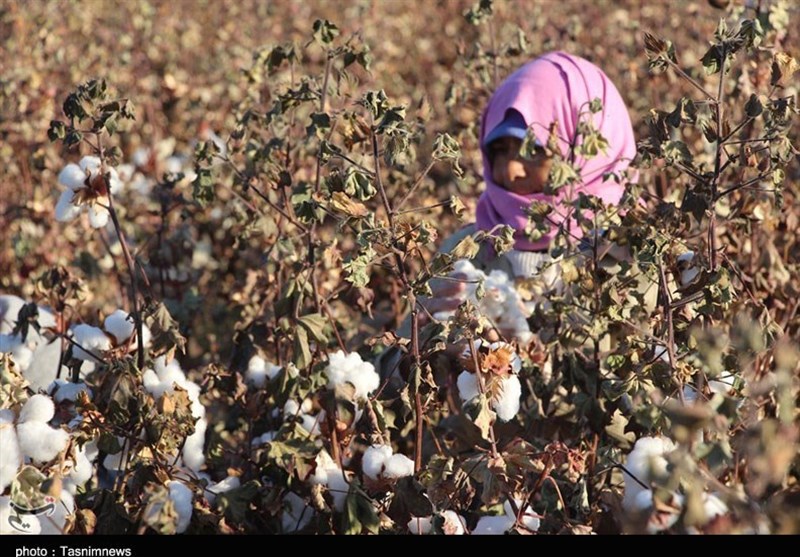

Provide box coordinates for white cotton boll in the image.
[65,446,93,493]
[383,453,415,479]
[16,421,69,463]
[408,516,433,535]
[58,163,87,190]
[473,515,515,535]
[325,468,350,512]
[55,190,81,222]
[0,409,14,424]
[709,373,737,395]
[493,375,521,423]
[132,147,151,168]
[245,355,281,388]
[457,371,480,403]
[325,350,380,400]
[282,492,315,533]
[622,436,676,512]
[48,380,92,403]
[205,475,240,506]
[441,511,467,535]
[106,168,123,195]
[0,423,21,494]
[310,451,337,485]
[284,399,301,417]
[504,499,540,532]
[632,488,654,511]
[349,364,380,401]
[682,385,700,405]
[79,156,101,173]
[71,324,111,361]
[703,493,728,521]
[19,394,55,423]
[87,204,110,229]
[167,480,193,534]
[362,445,392,480]
[681,268,700,287]
[104,310,135,343]
[300,413,322,436]
[182,418,206,472]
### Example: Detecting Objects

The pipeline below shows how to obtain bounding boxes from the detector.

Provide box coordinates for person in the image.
[377,51,638,381]
[423,50,638,324]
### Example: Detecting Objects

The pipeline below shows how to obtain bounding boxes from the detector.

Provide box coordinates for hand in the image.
[417,272,469,325]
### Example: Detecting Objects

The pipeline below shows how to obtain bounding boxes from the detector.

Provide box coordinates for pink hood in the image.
[475,51,636,252]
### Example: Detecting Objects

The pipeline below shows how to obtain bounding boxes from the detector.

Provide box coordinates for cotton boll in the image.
[300,413,323,436]
[408,516,433,535]
[441,511,467,535]
[473,515,515,535]
[457,371,480,403]
[19,394,56,423]
[325,467,350,512]
[64,446,94,494]
[362,445,392,480]
[48,380,92,404]
[205,475,240,506]
[383,454,415,479]
[104,310,135,343]
[87,205,110,229]
[493,375,521,422]
[71,324,111,361]
[703,493,728,521]
[504,499,540,532]
[284,399,301,417]
[622,436,676,512]
[167,480,193,534]
[282,492,315,533]
[325,350,380,401]
[181,418,207,472]
[0,422,21,494]
[245,355,281,388]
[102,437,128,471]
[16,421,69,463]
[58,163,87,190]
[38,491,75,535]
[55,190,81,222]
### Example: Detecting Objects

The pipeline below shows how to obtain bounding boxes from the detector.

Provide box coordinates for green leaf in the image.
[297,313,328,344]
[343,167,376,201]
[604,409,636,449]
[432,133,463,177]
[294,326,312,370]
[192,167,215,207]
[312,19,339,45]
[216,480,261,524]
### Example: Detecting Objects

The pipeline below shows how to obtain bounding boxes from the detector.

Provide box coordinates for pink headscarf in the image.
[475,51,636,252]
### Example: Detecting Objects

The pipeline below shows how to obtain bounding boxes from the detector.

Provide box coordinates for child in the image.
[424,51,637,320]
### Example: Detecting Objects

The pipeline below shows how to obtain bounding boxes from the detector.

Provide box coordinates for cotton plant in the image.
[621,436,730,533]
[325,350,380,402]
[457,341,523,423]
[282,491,316,533]
[283,398,324,436]
[245,354,282,389]
[1,395,71,497]
[361,444,415,482]
[407,510,467,535]
[142,356,207,472]
[473,499,540,535]
[55,156,123,229]
[434,260,534,344]
[0,295,63,391]
[309,450,351,512]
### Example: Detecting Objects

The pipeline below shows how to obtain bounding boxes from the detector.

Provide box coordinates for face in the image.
[487,136,553,196]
